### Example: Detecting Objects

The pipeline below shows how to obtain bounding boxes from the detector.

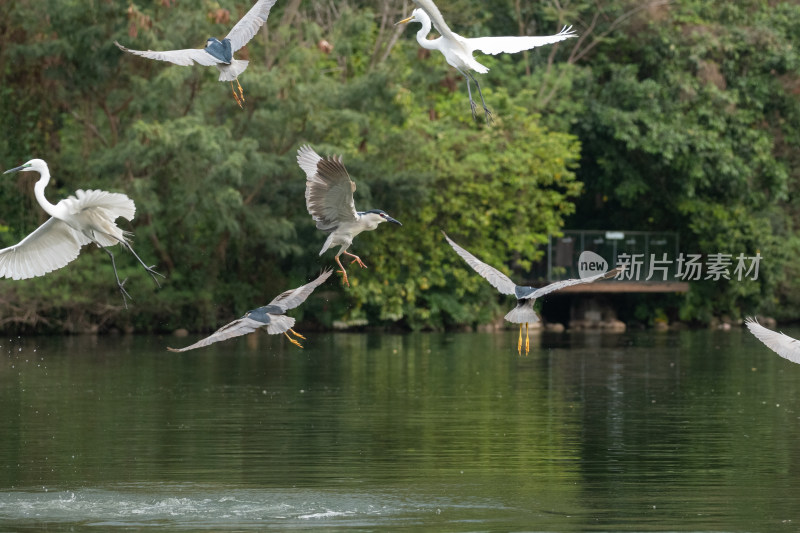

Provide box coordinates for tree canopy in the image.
[0,0,798,333]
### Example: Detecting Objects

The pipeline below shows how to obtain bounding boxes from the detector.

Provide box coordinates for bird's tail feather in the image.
[266,314,295,335]
[217,60,249,81]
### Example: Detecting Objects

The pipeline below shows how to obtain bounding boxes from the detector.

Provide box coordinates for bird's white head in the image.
[4,159,48,175]
[395,8,426,26]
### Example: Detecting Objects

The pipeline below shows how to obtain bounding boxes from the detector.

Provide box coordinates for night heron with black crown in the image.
[168,269,332,352]
[396,0,576,121]
[443,232,621,354]
[115,0,278,108]
[297,145,402,288]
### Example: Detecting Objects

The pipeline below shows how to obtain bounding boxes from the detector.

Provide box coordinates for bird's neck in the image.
[415,16,439,51]
[33,170,59,218]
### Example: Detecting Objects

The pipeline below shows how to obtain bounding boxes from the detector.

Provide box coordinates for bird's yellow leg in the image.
[525,323,530,355]
[335,255,350,287]
[230,81,243,109]
[517,324,523,355]
[343,251,367,269]
[236,78,245,104]
[289,328,306,340]
[284,332,303,348]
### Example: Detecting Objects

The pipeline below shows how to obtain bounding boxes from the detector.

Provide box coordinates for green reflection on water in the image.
[1,329,800,530]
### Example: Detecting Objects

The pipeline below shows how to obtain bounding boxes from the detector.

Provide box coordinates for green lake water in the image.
[1,328,799,531]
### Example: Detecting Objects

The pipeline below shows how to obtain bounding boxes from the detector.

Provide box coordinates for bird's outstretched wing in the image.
[442,232,517,296]
[167,316,268,352]
[297,145,358,231]
[225,0,279,52]
[524,267,621,300]
[468,26,577,56]
[268,269,333,313]
[745,317,800,364]
[412,0,459,41]
[0,218,91,280]
[115,41,222,67]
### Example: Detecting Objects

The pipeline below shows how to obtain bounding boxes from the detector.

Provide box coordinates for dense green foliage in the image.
[0,0,799,332]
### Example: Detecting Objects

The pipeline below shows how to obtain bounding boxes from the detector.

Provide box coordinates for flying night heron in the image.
[1,159,163,307]
[168,269,333,352]
[115,0,278,108]
[297,145,402,288]
[443,232,620,354]
[745,317,800,364]
[396,0,576,121]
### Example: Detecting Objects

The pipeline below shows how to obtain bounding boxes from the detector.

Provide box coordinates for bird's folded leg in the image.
[230,81,244,109]
[343,251,367,269]
[335,255,350,287]
[121,241,164,288]
[284,331,303,348]
[517,324,523,355]
[101,245,132,309]
[289,328,306,340]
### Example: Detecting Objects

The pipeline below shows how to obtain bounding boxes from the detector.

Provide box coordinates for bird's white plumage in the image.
[412,0,459,42]
[225,0,279,52]
[113,42,222,67]
[443,232,517,296]
[527,267,620,300]
[297,145,358,232]
[268,268,333,312]
[167,316,280,352]
[0,218,88,280]
[168,270,332,352]
[469,26,577,56]
[745,317,800,364]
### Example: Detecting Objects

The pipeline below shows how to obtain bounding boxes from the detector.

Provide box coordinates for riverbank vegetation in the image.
[1,0,798,333]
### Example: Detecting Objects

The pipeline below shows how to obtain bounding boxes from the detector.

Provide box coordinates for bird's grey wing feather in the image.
[526,267,620,299]
[167,316,265,352]
[268,269,333,312]
[468,26,577,55]
[225,0,278,52]
[443,232,516,296]
[412,0,459,41]
[298,145,358,231]
[115,41,221,66]
[0,218,90,280]
[745,317,800,364]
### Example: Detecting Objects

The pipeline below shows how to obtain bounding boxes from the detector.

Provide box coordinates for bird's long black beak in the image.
[387,216,402,226]
[3,165,25,174]
[395,16,413,26]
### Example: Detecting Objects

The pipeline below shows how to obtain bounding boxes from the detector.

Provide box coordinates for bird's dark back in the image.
[205,38,233,63]
[245,304,283,323]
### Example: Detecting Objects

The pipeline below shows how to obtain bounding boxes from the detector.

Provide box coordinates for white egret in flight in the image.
[745,317,800,364]
[115,0,278,108]
[443,232,620,354]
[168,269,333,352]
[1,159,163,308]
[397,0,576,121]
[297,145,402,288]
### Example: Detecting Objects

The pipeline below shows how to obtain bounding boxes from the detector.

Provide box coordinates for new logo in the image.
[578,251,609,279]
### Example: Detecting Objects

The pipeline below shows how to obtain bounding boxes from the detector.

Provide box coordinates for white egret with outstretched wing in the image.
[397,0,576,121]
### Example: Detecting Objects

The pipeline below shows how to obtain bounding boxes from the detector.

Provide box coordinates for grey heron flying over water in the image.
[2,159,163,308]
[443,232,620,354]
[396,0,576,121]
[115,0,278,108]
[297,145,402,288]
[168,269,332,352]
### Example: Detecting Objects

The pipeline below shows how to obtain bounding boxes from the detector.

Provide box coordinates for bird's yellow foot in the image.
[337,270,351,287]
[289,328,306,340]
[231,82,244,109]
[284,332,303,348]
[525,323,530,355]
[236,78,245,104]
[349,257,367,268]
[517,324,523,355]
